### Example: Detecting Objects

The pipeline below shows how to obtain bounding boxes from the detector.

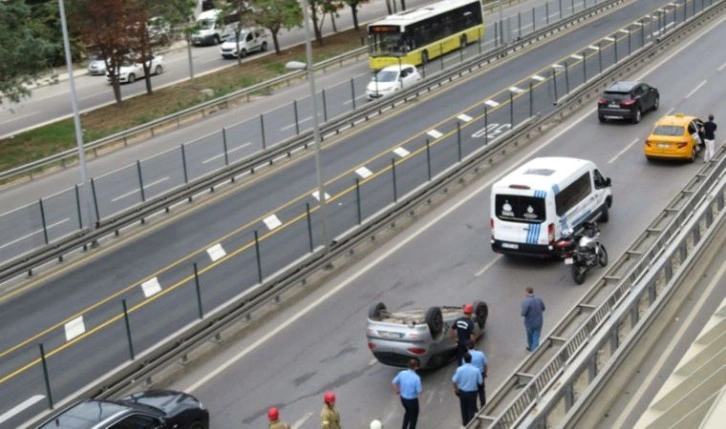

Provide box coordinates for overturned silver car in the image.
[366,301,488,369]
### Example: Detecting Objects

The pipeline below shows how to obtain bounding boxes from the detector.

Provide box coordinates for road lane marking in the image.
[685,79,707,99]
[427,129,443,139]
[0,111,40,126]
[718,62,726,71]
[531,74,546,81]
[206,243,227,261]
[393,147,410,158]
[484,100,499,107]
[342,94,367,105]
[588,45,600,51]
[140,277,162,298]
[604,36,615,42]
[570,54,583,60]
[0,219,70,251]
[311,190,331,202]
[457,114,473,122]
[263,214,282,230]
[509,86,524,94]
[619,28,630,34]
[611,256,726,429]
[110,177,169,202]
[356,167,373,179]
[291,412,313,429]
[64,316,85,341]
[0,395,45,424]
[608,138,641,164]
[202,142,251,164]
[281,111,325,131]
[475,255,502,277]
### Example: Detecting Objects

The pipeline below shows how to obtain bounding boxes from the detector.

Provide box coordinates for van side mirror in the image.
[605,177,612,186]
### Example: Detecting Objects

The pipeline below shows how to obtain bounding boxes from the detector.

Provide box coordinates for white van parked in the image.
[192,9,238,46]
[490,157,613,257]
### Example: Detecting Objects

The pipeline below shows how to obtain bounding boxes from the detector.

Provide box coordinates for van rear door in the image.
[492,193,547,246]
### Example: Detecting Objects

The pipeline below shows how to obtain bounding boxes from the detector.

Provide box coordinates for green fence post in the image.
[122,299,135,360]
[39,343,53,409]
[194,262,203,319]
[355,179,362,225]
[306,203,314,252]
[391,159,398,202]
[254,230,263,283]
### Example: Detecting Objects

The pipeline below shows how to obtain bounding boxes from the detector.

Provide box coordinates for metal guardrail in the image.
[0,0,624,285]
[466,1,726,427]
[0,0,522,186]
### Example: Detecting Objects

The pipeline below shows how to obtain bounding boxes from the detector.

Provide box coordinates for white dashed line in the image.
[457,114,473,122]
[0,219,69,251]
[263,214,282,230]
[64,316,86,341]
[484,100,500,107]
[427,129,443,139]
[604,36,615,41]
[608,138,641,164]
[356,167,373,178]
[509,86,524,94]
[206,243,227,262]
[393,147,410,158]
[311,190,331,202]
[531,74,546,81]
[0,395,45,424]
[475,255,502,277]
[718,62,726,71]
[570,54,583,60]
[141,277,162,298]
[588,45,600,51]
[685,80,707,99]
[202,142,251,164]
[111,177,169,202]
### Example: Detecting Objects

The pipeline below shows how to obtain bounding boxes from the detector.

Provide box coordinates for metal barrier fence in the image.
[0,0,623,279]
[5,1,698,426]
[469,1,725,427]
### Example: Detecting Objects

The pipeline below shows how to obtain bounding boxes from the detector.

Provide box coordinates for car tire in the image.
[186,422,208,429]
[127,74,135,84]
[598,115,607,123]
[214,35,221,45]
[368,302,387,321]
[689,146,697,163]
[154,65,163,75]
[599,203,609,223]
[261,41,268,52]
[632,107,641,124]
[425,306,443,338]
[652,96,659,111]
[239,49,247,58]
[473,300,488,330]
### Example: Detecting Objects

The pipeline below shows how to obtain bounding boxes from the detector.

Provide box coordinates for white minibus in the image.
[192,9,239,46]
[490,157,613,257]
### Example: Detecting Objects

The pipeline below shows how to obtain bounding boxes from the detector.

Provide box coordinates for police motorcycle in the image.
[555,221,608,284]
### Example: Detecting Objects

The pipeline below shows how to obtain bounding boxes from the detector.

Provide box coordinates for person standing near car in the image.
[703,114,718,162]
[321,391,341,429]
[392,359,423,429]
[466,341,488,408]
[521,287,546,352]
[451,304,476,366]
[452,352,482,426]
[268,407,291,429]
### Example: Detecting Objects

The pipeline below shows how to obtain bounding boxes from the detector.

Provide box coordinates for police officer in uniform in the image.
[466,341,488,408]
[321,391,342,429]
[452,352,482,426]
[267,407,291,429]
[451,304,476,366]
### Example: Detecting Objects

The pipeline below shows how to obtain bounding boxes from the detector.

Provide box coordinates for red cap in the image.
[267,407,279,421]
[463,304,474,314]
[324,391,336,404]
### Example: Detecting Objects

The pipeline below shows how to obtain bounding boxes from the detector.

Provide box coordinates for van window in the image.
[495,195,546,223]
[555,172,592,216]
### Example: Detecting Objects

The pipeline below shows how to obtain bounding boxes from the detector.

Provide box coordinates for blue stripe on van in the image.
[552,184,560,195]
[572,210,592,227]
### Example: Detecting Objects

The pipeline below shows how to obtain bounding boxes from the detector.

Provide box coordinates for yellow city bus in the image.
[368,0,485,70]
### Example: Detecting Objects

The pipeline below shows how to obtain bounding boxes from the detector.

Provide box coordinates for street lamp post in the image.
[287,0,330,251]
[58,0,95,230]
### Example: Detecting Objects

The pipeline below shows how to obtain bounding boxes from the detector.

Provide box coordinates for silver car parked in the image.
[366,301,488,369]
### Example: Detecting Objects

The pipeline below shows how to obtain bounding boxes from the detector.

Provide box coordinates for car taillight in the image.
[554,239,572,248]
[676,142,688,148]
[548,223,555,244]
[407,347,427,355]
[620,99,636,107]
[368,342,376,350]
[597,98,608,106]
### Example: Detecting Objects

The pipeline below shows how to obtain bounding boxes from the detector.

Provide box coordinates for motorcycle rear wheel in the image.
[571,264,587,284]
[598,244,608,267]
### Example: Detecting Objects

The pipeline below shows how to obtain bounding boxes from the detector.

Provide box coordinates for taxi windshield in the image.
[652,125,684,136]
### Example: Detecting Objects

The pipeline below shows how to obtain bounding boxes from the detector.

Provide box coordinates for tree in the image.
[222,0,257,65]
[251,0,302,54]
[321,0,344,33]
[0,0,57,105]
[70,0,144,104]
[307,0,343,45]
[343,0,370,32]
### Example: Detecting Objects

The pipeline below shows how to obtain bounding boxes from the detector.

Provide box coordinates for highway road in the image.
[1,0,723,427]
[0,0,667,265]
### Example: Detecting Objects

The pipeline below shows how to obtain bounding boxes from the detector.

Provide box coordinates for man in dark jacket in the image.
[521,287,546,352]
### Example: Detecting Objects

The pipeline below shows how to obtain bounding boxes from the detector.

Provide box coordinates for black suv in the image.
[597,81,659,124]
[36,390,209,429]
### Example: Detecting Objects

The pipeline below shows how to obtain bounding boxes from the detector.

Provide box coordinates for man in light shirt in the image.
[452,352,482,426]
[467,341,488,408]
[392,359,423,429]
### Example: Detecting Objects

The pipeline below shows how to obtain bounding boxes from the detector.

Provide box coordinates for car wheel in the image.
[472,301,488,330]
[127,74,135,84]
[421,50,429,65]
[571,264,587,285]
[261,41,267,52]
[239,49,247,58]
[186,422,207,429]
[154,65,163,75]
[632,107,641,124]
[425,306,443,338]
[214,35,221,45]
[599,203,609,223]
[652,96,659,111]
[689,146,697,163]
[598,115,607,123]
[368,302,387,321]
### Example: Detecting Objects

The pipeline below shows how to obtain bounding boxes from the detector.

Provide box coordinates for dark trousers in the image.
[458,390,478,425]
[478,378,486,408]
[455,342,468,366]
[400,397,419,429]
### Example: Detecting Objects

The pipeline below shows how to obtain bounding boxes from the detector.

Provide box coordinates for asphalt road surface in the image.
[2,0,723,427]
[0,0,673,264]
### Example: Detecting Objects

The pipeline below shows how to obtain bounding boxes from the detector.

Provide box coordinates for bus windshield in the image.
[369,26,406,56]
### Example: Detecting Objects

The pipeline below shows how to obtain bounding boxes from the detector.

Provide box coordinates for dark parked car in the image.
[597,81,659,124]
[36,390,208,429]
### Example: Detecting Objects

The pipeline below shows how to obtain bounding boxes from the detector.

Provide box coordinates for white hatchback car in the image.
[107,55,164,84]
[366,64,421,101]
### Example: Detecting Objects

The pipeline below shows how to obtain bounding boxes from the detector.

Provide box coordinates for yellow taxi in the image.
[644,113,704,162]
